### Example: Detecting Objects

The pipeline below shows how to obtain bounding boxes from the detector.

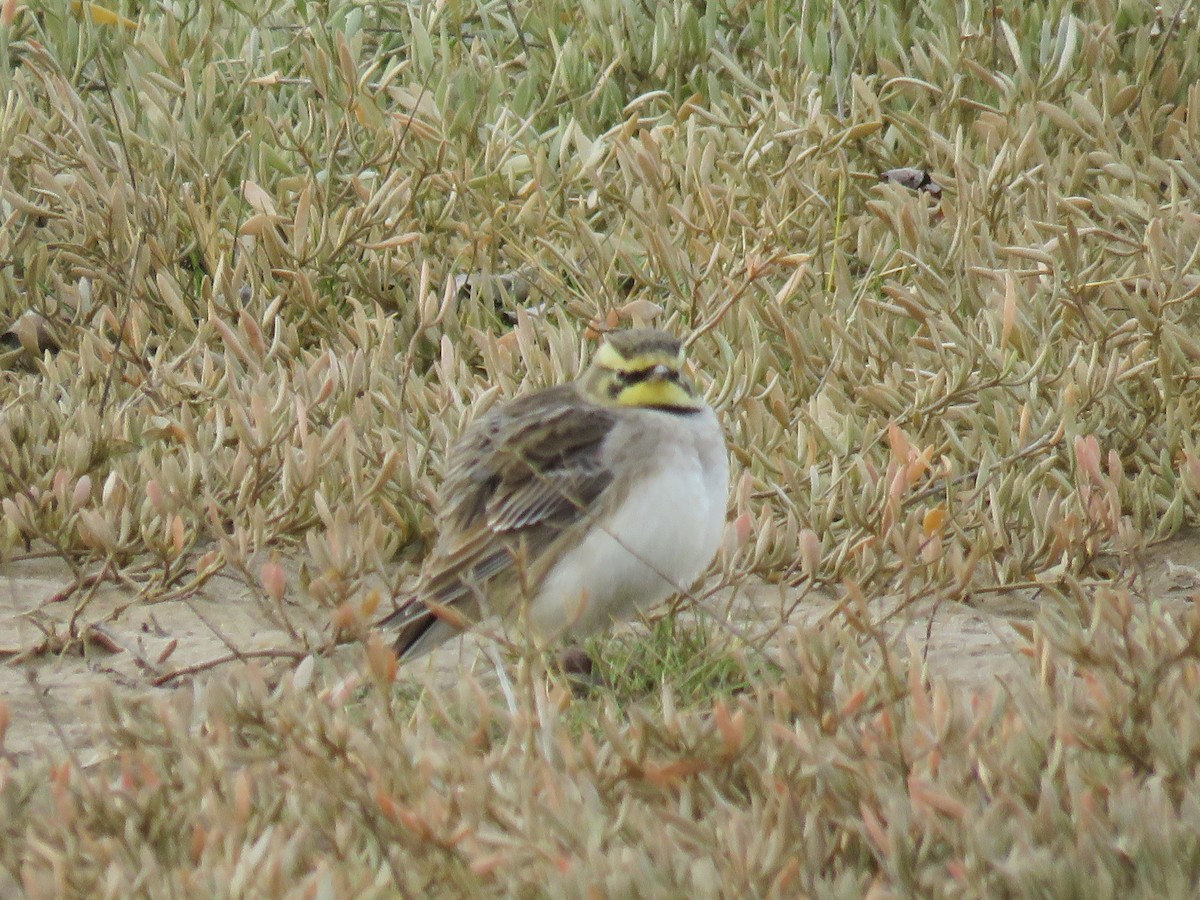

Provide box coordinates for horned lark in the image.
[380,327,729,661]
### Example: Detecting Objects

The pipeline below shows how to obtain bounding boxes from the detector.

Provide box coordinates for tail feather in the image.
[376,598,466,661]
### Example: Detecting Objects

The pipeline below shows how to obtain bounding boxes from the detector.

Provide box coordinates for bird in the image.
[379,327,730,662]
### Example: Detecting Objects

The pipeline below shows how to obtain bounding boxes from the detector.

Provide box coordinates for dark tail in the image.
[376,599,459,661]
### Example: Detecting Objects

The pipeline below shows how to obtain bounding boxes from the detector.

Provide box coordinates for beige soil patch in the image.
[4,530,1200,764]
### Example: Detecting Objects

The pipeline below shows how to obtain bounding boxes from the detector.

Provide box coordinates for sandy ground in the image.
[3,531,1200,764]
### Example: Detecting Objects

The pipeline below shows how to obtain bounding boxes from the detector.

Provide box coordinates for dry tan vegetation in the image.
[3,0,1200,894]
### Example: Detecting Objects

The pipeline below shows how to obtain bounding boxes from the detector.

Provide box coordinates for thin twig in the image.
[152,648,310,686]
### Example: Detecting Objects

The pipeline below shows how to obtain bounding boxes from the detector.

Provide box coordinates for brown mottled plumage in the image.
[378,329,728,660]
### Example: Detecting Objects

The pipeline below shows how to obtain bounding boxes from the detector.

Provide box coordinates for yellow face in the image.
[588,341,704,411]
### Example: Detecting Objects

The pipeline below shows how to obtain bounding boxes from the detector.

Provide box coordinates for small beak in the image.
[650,364,673,380]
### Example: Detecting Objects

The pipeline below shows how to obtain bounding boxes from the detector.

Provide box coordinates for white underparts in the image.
[528,411,729,640]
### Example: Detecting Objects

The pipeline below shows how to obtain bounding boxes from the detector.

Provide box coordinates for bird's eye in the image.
[618,366,666,385]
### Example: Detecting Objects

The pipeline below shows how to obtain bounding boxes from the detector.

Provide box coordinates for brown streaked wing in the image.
[385,385,619,656]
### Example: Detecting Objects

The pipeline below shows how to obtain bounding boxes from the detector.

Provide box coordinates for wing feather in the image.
[384,385,619,657]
